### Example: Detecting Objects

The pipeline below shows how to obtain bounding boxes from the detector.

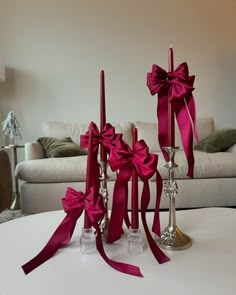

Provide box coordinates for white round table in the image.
[0,207,235,295]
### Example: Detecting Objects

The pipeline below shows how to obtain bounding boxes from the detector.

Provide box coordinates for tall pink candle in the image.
[168,46,175,147]
[84,129,93,229]
[131,127,139,229]
[100,69,107,162]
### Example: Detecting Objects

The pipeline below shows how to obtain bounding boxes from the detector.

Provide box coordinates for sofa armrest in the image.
[25,142,45,160]
[225,143,236,153]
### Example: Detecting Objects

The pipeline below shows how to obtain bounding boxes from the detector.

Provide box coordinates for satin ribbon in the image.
[147,62,199,177]
[22,187,143,277]
[107,139,170,264]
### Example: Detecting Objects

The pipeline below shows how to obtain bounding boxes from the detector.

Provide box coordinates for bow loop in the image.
[132,140,158,181]
[85,191,106,226]
[108,139,133,173]
[147,64,169,95]
[62,187,86,219]
[101,123,123,149]
[80,121,99,150]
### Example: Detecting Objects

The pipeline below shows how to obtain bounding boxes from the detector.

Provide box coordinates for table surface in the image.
[0,207,235,295]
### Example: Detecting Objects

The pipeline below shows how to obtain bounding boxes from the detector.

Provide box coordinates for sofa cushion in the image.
[37,137,87,158]
[15,156,118,183]
[194,129,236,153]
[16,150,236,183]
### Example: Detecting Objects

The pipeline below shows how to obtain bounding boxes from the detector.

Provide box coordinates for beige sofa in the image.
[16,117,236,214]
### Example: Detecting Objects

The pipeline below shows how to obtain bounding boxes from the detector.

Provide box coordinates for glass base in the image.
[127,228,144,255]
[80,227,96,254]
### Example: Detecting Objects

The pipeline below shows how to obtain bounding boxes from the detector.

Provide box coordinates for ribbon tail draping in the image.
[157,91,169,161]
[124,211,131,230]
[93,153,100,195]
[94,223,143,277]
[141,181,170,264]
[185,95,199,144]
[107,177,129,243]
[174,101,194,178]
[152,170,163,237]
[22,214,79,275]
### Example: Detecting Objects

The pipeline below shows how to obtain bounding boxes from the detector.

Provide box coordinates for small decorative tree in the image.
[2,111,22,145]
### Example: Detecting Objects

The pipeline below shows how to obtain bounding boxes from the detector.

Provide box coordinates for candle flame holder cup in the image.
[127,228,144,255]
[80,227,97,254]
[99,161,110,240]
[158,146,192,251]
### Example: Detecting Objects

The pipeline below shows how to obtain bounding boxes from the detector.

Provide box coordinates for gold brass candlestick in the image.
[99,161,110,239]
[158,146,192,250]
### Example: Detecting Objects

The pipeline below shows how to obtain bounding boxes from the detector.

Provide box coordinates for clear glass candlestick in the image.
[80,227,96,254]
[127,228,144,255]
[158,146,192,251]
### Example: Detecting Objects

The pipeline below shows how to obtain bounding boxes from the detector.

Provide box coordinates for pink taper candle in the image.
[131,127,139,229]
[84,129,93,229]
[100,69,107,162]
[168,46,175,147]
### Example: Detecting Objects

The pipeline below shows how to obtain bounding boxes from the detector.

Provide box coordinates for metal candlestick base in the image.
[159,225,192,251]
[9,192,21,210]
[158,146,192,251]
[99,161,110,240]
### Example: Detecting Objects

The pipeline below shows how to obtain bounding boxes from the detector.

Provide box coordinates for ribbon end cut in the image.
[160,256,171,264]
[136,269,144,278]
[117,264,144,278]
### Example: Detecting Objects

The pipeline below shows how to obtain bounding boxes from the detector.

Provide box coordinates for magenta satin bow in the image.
[22,187,143,277]
[22,187,104,274]
[80,121,122,151]
[147,62,199,177]
[107,139,170,264]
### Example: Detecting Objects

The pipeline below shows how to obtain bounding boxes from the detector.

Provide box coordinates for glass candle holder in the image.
[80,227,96,254]
[127,228,144,255]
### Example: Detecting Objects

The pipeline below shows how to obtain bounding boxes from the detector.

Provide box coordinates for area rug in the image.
[0,209,25,224]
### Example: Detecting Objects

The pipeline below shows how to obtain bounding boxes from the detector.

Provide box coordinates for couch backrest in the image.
[42,121,133,147]
[134,117,215,152]
[42,117,214,153]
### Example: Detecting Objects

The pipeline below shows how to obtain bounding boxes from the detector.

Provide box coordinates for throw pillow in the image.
[194,129,236,153]
[37,136,87,158]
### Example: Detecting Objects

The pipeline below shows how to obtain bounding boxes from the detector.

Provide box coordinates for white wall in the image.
[0,0,236,146]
